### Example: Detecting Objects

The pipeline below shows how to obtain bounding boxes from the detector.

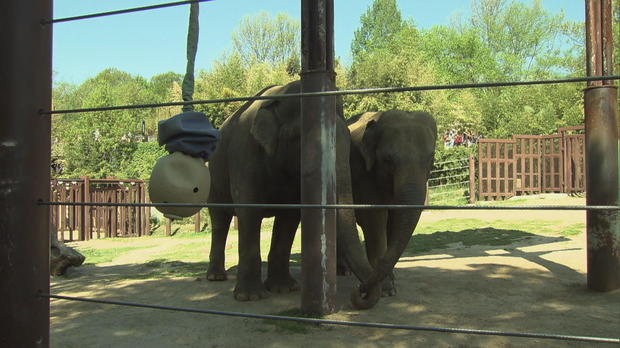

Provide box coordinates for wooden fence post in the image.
[469,155,476,203]
[81,176,90,241]
[194,211,201,233]
[165,218,172,236]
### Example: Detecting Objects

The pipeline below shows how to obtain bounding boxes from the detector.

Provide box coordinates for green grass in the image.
[77,246,151,264]
[428,184,470,206]
[69,212,585,279]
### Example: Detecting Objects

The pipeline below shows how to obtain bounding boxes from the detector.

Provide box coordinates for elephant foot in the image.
[264,275,300,294]
[381,274,396,297]
[206,264,227,281]
[234,281,270,301]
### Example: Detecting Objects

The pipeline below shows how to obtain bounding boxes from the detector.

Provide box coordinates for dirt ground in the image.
[51,194,620,347]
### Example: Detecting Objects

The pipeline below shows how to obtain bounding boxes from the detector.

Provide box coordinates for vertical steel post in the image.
[584,0,620,291]
[0,0,52,346]
[300,0,337,315]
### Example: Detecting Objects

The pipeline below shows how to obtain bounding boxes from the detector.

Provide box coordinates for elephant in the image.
[206,80,382,307]
[346,110,437,297]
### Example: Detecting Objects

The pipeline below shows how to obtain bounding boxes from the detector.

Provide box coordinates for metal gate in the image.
[476,126,585,201]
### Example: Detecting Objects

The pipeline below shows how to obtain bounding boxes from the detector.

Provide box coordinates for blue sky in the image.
[52,0,585,85]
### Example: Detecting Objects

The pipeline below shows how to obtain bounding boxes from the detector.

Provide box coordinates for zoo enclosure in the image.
[1,0,619,346]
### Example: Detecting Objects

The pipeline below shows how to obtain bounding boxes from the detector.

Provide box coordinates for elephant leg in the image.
[207,207,232,281]
[264,210,300,293]
[357,209,396,296]
[234,209,269,301]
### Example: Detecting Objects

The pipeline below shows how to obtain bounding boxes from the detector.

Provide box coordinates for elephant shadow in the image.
[286,227,576,280]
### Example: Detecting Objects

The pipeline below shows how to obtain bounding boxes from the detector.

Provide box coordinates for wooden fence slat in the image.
[474,127,585,201]
[50,177,152,239]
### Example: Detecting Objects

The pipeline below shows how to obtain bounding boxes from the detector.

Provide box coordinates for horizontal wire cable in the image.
[41,294,619,344]
[429,173,469,182]
[431,165,470,174]
[41,0,212,24]
[37,200,619,211]
[429,190,466,197]
[429,180,470,189]
[40,75,620,115]
[433,158,470,166]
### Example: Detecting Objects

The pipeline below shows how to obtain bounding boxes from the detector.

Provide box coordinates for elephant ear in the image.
[250,106,279,156]
[359,119,378,172]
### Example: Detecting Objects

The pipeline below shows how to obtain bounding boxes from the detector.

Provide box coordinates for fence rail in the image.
[476,126,585,201]
[50,177,151,241]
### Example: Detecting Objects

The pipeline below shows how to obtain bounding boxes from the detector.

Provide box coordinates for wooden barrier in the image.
[475,126,585,201]
[50,177,151,241]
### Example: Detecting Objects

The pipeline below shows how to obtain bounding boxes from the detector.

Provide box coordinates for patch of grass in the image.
[152,241,210,262]
[559,223,586,236]
[262,308,325,334]
[428,184,469,206]
[77,246,150,264]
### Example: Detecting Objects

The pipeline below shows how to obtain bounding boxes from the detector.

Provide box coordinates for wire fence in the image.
[41,75,620,115]
[41,294,620,344]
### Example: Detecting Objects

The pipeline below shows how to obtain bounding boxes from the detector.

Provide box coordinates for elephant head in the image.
[348,110,437,305]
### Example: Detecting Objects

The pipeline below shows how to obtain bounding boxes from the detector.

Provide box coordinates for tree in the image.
[231,12,300,68]
[470,0,578,79]
[54,69,153,178]
[350,0,404,62]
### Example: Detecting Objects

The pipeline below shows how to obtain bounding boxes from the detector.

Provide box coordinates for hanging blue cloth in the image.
[157,111,220,161]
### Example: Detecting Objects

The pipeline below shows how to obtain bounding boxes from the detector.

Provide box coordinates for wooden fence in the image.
[50,177,151,241]
[476,126,585,201]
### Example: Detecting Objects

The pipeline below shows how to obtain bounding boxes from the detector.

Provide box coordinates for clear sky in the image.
[52,0,585,85]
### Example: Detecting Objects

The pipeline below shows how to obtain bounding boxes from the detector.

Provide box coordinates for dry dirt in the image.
[50,194,620,347]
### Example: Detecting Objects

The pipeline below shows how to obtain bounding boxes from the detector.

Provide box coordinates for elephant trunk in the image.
[356,181,426,299]
[336,158,382,309]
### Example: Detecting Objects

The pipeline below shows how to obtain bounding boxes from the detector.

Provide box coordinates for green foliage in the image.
[232,11,300,68]
[119,141,169,180]
[51,1,590,180]
[351,0,404,62]
[54,69,153,178]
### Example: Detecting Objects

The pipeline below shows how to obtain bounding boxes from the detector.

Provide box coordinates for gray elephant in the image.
[206,80,381,307]
[346,110,437,296]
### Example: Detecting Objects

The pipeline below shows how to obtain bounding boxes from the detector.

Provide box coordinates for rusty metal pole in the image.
[584,0,620,291]
[0,0,52,346]
[300,0,337,315]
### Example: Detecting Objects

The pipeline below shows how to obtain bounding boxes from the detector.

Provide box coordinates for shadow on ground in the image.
[51,229,619,348]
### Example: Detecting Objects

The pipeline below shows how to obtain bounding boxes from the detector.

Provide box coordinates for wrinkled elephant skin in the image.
[347,110,437,297]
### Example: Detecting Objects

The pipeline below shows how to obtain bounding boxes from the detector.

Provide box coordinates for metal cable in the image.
[433,158,470,166]
[40,75,620,115]
[431,165,470,174]
[429,181,470,189]
[41,0,212,24]
[41,294,619,344]
[429,173,469,182]
[429,190,466,197]
[37,200,620,211]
